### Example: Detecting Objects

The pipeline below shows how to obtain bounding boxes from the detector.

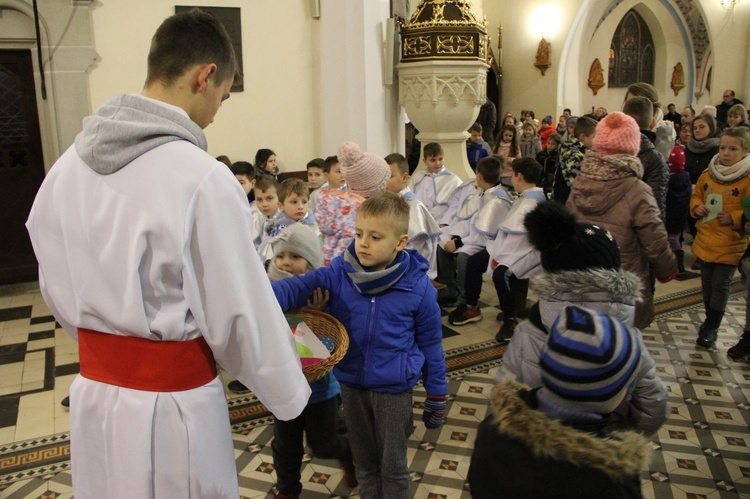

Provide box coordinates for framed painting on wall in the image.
[175,6,244,92]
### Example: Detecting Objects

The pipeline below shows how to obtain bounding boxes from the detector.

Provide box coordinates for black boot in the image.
[696,308,724,347]
[675,249,685,273]
[728,331,750,360]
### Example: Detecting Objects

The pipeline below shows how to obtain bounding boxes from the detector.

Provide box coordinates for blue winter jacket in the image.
[272,249,448,396]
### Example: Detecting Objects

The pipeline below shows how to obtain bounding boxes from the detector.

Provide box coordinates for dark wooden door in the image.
[0,50,45,284]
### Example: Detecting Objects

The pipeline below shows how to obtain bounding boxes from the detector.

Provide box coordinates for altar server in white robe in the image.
[408,142,463,223]
[385,153,442,279]
[26,10,310,499]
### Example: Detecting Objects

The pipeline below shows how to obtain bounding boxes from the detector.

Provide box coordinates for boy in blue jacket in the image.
[273,191,448,499]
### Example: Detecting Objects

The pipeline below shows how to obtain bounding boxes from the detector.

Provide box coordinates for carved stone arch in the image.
[558,0,695,124]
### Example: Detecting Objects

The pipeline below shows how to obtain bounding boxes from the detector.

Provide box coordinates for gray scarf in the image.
[687,136,720,155]
[342,242,410,295]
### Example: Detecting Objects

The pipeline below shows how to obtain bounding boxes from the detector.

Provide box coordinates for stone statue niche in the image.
[671,62,685,96]
[534,38,551,76]
[588,59,605,95]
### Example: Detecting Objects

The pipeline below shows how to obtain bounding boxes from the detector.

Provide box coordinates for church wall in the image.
[480,0,749,122]
[482,0,573,119]
[580,0,689,115]
[0,0,99,168]
[318,0,401,157]
[5,0,747,173]
[88,0,320,171]
[697,2,750,109]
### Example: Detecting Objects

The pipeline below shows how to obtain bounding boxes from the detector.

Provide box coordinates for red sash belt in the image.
[77,328,217,392]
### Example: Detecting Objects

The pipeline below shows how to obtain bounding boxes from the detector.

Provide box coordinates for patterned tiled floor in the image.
[2,251,750,498]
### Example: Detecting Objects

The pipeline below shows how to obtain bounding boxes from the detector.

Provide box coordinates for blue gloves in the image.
[422,395,448,429]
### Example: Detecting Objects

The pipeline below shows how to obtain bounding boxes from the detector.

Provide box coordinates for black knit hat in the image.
[524,202,620,272]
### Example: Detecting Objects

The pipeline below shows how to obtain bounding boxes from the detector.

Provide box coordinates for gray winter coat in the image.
[495,268,670,436]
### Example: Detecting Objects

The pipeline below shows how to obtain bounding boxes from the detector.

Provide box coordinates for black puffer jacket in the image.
[638,131,668,220]
[469,379,651,499]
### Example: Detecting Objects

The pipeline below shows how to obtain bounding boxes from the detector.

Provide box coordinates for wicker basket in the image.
[289,309,349,383]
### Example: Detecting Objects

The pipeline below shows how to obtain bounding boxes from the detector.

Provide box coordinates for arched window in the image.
[608,9,655,87]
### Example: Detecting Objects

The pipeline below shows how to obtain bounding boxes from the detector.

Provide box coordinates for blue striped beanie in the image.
[540,305,641,414]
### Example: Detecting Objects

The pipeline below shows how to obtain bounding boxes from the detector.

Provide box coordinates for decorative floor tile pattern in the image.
[1,273,749,498]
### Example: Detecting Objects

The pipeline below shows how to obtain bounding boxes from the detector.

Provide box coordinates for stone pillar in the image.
[318,0,400,156]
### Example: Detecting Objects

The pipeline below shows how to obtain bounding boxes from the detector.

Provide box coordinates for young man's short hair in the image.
[547,133,562,146]
[254,174,279,193]
[230,160,253,177]
[306,158,326,171]
[469,123,483,134]
[512,157,542,185]
[323,155,338,173]
[384,153,409,175]
[574,116,598,138]
[423,142,444,158]
[277,178,309,203]
[476,156,502,185]
[563,108,572,114]
[622,96,654,130]
[357,192,410,236]
[146,9,239,87]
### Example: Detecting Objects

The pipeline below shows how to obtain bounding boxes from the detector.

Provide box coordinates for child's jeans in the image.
[340,385,413,499]
[273,395,350,495]
[436,246,470,301]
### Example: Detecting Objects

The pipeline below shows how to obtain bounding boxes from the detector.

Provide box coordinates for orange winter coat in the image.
[690,163,750,266]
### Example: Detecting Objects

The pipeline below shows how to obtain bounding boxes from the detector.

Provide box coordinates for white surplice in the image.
[26,94,310,499]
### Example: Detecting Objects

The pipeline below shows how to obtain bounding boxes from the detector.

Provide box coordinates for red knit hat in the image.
[668,145,686,174]
[593,112,641,156]
[338,141,390,198]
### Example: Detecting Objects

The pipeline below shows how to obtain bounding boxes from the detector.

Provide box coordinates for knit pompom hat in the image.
[668,145,686,174]
[338,141,390,198]
[269,223,322,269]
[540,305,641,414]
[524,202,620,272]
[593,112,641,156]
